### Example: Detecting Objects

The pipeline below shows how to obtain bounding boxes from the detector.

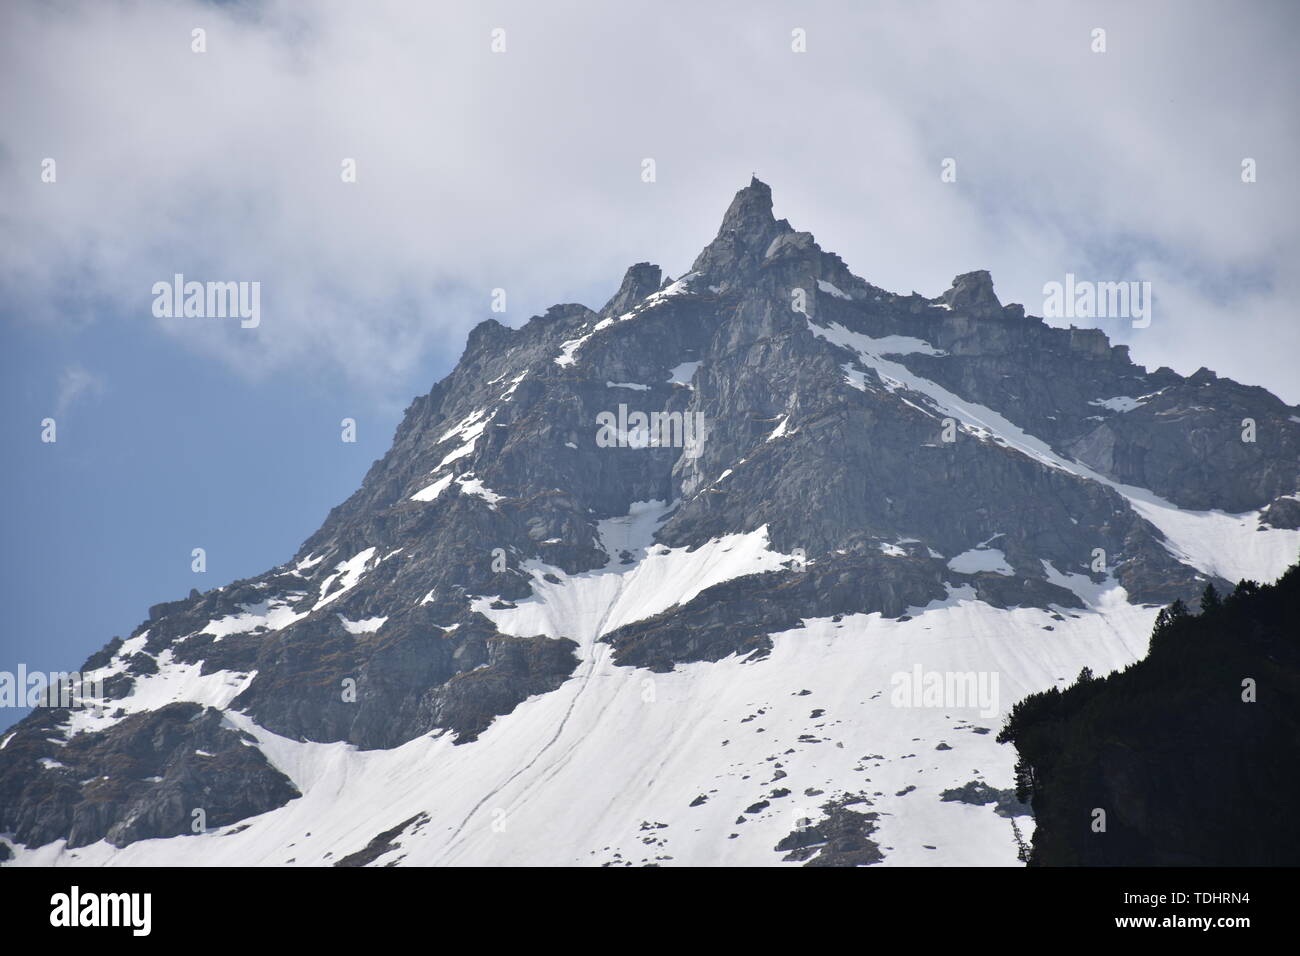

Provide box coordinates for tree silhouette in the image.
[1200,582,1222,614]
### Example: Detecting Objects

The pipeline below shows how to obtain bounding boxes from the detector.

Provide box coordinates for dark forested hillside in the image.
[999,560,1300,866]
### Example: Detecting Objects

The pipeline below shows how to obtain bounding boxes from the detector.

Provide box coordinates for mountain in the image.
[3,178,1298,867]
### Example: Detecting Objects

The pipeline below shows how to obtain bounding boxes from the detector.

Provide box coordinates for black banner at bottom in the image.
[2,865,1280,941]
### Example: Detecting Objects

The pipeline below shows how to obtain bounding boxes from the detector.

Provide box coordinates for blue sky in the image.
[2,0,1297,729]
[0,260,618,730]
[0,302,409,728]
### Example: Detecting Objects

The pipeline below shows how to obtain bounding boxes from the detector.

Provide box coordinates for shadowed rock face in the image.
[2,179,1296,852]
[0,703,299,849]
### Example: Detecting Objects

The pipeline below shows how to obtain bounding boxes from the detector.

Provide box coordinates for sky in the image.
[2,0,1297,728]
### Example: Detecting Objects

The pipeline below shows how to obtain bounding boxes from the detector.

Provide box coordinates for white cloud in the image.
[2,0,1296,402]
[53,364,104,418]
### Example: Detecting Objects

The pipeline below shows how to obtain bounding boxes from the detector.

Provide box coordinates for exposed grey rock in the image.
[333,812,428,867]
[1261,494,1300,530]
[602,262,663,317]
[938,270,1002,317]
[0,703,298,849]
[940,779,1032,818]
[774,791,883,865]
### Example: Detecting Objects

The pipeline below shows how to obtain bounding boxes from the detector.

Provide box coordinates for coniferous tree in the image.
[1229,579,1260,603]
[997,558,1300,865]
[1152,599,1190,640]
[1200,582,1222,614]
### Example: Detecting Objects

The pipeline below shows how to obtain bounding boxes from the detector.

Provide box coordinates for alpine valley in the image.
[3,179,1298,867]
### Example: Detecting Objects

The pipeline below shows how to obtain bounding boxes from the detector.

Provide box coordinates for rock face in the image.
[0,703,298,850]
[2,178,1297,862]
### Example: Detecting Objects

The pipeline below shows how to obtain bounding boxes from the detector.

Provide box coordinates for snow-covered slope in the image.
[11,508,1158,868]
[10,480,1281,868]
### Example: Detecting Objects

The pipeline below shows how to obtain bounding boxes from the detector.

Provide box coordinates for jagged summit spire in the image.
[720,176,775,230]
[690,177,789,279]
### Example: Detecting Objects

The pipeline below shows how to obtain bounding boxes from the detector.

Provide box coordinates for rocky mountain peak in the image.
[3,177,1297,867]
[601,262,663,317]
[464,316,513,356]
[938,269,1002,317]
[722,175,775,227]
[690,176,791,281]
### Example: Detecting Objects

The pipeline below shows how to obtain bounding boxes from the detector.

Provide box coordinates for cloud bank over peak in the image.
[2,0,1297,403]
